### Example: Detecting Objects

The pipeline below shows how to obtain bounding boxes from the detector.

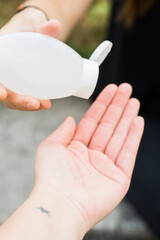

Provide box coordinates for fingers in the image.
[116,117,144,179]
[0,19,61,111]
[44,117,76,146]
[2,89,51,111]
[0,84,7,100]
[36,19,61,38]
[74,84,118,145]
[89,83,132,152]
[105,98,140,162]
[39,99,52,110]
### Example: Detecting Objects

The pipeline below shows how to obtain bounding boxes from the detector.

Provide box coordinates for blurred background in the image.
[0,0,157,239]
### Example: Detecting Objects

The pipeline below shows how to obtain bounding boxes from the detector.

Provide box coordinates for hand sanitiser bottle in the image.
[0,32,112,99]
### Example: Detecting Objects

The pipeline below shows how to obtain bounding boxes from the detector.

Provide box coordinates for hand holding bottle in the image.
[0,32,112,100]
[0,7,61,111]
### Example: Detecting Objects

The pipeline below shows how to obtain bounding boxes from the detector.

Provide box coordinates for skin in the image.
[0,0,93,111]
[0,1,145,238]
[0,8,61,111]
[0,84,144,239]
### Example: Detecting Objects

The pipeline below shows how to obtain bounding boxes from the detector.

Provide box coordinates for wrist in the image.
[24,0,56,20]
[28,184,86,239]
[16,5,49,21]
[0,7,46,35]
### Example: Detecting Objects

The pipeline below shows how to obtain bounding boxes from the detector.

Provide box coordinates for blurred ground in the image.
[0,99,157,239]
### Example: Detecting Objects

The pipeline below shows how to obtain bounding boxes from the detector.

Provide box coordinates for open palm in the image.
[35,83,144,230]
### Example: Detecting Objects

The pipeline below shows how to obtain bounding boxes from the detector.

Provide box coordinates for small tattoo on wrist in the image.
[36,206,51,217]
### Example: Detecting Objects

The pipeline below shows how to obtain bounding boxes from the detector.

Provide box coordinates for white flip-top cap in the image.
[74,41,113,99]
[74,59,99,99]
[90,40,113,66]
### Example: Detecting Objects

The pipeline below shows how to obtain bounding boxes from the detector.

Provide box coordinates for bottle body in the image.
[0,32,83,99]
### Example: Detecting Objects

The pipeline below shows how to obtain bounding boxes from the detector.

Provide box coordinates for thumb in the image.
[36,19,61,38]
[45,117,76,146]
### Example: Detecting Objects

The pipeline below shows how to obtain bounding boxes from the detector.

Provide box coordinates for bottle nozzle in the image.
[90,41,113,66]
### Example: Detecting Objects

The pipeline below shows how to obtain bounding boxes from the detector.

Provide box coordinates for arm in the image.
[0,188,84,240]
[0,0,93,110]
[1,0,94,41]
[0,84,144,240]
[24,0,94,41]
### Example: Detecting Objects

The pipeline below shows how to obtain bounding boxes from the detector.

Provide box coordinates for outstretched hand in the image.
[0,8,61,111]
[34,83,144,233]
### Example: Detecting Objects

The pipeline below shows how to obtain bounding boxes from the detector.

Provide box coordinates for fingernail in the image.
[26,103,33,110]
[25,103,38,110]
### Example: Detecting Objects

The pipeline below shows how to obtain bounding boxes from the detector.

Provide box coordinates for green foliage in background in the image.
[68,0,111,58]
[0,0,111,58]
[0,0,22,26]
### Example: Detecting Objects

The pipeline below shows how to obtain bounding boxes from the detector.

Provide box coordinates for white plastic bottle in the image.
[0,32,112,99]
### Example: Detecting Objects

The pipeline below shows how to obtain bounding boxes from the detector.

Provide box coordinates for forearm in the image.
[0,186,85,240]
[0,7,47,36]
[22,0,94,40]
